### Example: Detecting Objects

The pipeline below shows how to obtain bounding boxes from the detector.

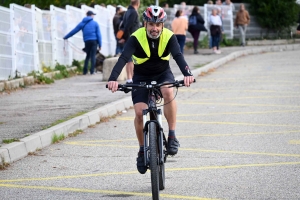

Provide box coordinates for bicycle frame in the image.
[142,89,167,167]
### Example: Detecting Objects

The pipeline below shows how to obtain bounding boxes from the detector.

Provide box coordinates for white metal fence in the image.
[0,4,117,80]
[36,8,53,68]
[51,5,72,67]
[0,6,14,79]
[65,5,85,64]
[10,4,39,77]
[0,3,274,81]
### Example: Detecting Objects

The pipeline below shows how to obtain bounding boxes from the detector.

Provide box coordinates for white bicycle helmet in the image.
[142,5,167,23]
[143,6,167,39]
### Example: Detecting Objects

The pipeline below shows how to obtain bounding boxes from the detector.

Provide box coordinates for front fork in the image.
[143,109,166,166]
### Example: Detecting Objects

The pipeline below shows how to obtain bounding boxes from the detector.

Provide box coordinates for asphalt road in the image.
[0,50,300,200]
[0,47,237,144]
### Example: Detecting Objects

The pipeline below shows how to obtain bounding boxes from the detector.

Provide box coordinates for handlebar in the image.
[106,79,196,93]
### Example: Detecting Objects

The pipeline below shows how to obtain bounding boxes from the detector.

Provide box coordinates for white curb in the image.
[1,142,27,162]
[0,148,10,164]
[0,82,4,91]
[36,128,56,148]
[20,135,43,153]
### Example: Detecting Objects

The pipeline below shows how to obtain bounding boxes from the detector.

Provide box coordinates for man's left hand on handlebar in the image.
[107,81,119,93]
[184,76,195,87]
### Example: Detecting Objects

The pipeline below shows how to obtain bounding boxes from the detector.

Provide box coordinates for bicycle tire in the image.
[158,131,165,190]
[149,122,159,200]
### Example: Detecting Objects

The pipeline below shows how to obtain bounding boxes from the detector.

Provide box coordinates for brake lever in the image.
[123,88,131,93]
[117,87,131,92]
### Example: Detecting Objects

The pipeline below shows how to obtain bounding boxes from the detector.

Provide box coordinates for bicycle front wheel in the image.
[159,161,165,190]
[149,122,159,200]
[158,131,165,190]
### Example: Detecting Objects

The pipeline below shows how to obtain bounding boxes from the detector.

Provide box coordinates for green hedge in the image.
[248,0,299,37]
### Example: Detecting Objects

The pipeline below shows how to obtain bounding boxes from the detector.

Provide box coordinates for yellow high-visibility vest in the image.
[131,27,173,65]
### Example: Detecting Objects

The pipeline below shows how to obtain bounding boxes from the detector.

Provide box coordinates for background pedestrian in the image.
[113,6,126,56]
[64,10,102,75]
[209,8,222,54]
[234,3,250,46]
[117,0,140,83]
[188,6,206,54]
[171,9,188,54]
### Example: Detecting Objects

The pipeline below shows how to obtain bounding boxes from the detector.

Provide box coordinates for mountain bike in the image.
[107,79,194,200]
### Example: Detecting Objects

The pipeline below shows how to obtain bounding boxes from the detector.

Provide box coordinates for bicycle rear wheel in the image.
[149,122,159,200]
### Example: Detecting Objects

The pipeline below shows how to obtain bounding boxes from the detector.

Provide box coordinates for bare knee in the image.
[134,103,148,122]
[135,110,143,122]
[161,88,174,101]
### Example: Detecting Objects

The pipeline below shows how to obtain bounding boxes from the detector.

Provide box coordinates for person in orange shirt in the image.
[171,10,188,53]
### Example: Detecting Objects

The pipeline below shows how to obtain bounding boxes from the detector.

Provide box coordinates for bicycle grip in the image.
[105,84,124,88]
[178,79,196,85]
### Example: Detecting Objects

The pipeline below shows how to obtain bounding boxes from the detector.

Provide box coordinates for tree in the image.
[248,0,299,37]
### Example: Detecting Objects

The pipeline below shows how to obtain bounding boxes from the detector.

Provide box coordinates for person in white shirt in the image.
[209,8,222,54]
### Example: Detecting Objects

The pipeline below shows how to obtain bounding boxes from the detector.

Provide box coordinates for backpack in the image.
[189,15,197,26]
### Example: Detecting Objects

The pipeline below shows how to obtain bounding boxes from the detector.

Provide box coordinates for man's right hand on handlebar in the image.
[107,81,119,93]
[184,76,195,87]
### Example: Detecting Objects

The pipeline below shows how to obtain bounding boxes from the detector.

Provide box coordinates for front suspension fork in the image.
[143,109,165,166]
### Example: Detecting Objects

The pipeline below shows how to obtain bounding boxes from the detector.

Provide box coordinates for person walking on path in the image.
[188,6,206,54]
[209,8,222,54]
[113,6,125,56]
[107,5,195,174]
[63,11,102,75]
[171,9,188,54]
[118,0,140,83]
[234,3,250,47]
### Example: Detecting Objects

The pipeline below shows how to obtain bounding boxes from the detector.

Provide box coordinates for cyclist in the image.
[107,5,195,174]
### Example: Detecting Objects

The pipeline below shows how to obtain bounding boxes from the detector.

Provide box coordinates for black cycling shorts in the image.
[131,68,175,105]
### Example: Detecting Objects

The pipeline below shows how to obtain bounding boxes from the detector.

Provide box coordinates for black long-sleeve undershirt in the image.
[108,33,193,81]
